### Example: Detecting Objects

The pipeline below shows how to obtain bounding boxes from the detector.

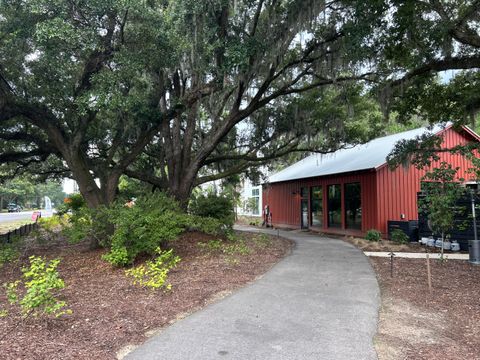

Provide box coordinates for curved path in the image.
[126,226,380,360]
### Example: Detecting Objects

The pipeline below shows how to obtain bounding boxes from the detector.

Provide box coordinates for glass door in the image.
[300,187,309,229]
[301,199,309,229]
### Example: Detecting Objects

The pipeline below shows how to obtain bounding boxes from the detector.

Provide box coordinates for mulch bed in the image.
[342,236,467,254]
[371,257,480,360]
[0,231,292,360]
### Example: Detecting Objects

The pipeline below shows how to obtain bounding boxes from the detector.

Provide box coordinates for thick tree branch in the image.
[388,55,480,88]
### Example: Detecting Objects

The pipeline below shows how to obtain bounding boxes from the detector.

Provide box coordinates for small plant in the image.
[0,244,19,267]
[197,239,223,253]
[365,229,381,242]
[420,162,465,259]
[390,229,409,244]
[125,247,181,291]
[254,233,271,248]
[102,246,130,267]
[224,256,240,266]
[4,256,71,318]
[225,231,240,242]
[223,241,251,256]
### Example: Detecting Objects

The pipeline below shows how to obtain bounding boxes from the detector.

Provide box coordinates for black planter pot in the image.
[469,240,480,265]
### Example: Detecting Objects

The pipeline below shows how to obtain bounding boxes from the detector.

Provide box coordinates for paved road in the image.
[0,211,36,223]
[126,227,380,360]
[0,210,51,223]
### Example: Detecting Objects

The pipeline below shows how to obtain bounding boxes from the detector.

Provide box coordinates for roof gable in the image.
[267,124,473,184]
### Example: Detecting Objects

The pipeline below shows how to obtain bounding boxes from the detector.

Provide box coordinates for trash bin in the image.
[469,240,480,265]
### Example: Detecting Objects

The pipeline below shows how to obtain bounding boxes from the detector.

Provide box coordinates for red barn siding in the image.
[375,127,478,235]
[264,127,479,238]
[263,171,378,234]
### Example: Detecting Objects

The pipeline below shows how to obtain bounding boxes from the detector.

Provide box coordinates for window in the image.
[328,184,342,228]
[310,186,323,227]
[301,187,308,198]
[345,183,361,229]
[250,188,260,215]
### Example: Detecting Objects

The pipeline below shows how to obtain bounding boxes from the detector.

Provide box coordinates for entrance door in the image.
[301,199,309,229]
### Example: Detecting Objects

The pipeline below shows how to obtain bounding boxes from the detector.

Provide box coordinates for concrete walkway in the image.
[125,226,380,360]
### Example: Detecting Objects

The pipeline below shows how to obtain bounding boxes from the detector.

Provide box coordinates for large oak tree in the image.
[0,0,381,208]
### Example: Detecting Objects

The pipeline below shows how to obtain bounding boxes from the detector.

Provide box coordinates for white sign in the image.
[44,196,53,217]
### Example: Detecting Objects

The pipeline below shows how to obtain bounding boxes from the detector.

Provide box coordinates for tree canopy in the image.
[1,0,479,208]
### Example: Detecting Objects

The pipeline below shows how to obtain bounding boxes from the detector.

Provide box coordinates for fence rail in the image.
[0,222,39,244]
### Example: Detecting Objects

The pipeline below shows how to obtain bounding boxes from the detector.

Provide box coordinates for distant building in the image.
[237,178,262,217]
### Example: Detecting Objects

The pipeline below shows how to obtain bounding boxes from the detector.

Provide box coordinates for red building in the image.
[262,125,480,237]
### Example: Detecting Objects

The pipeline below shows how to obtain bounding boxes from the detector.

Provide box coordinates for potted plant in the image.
[420,162,465,259]
[451,239,460,252]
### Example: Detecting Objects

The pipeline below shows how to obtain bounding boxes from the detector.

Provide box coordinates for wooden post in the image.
[426,253,432,292]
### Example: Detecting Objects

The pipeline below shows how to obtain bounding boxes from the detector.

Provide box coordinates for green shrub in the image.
[365,229,381,242]
[102,193,189,266]
[102,246,130,266]
[56,193,86,216]
[38,215,70,237]
[60,206,113,246]
[125,247,181,290]
[0,245,18,267]
[390,229,409,244]
[188,215,224,236]
[4,256,71,318]
[189,193,235,228]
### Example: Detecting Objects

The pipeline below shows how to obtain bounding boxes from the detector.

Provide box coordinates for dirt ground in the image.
[371,257,480,360]
[0,231,292,360]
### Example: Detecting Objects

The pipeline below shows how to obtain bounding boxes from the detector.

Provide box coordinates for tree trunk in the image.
[64,151,117,209]
[167,163,199,211]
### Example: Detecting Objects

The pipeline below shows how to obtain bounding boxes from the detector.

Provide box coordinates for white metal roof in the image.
[266,125,448,184]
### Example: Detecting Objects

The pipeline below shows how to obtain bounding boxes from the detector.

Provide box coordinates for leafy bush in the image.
[188,215,225,236]
[102,193,190,266]
[365,229,381,242]
[4,256,71,318]
[0,244,18,267]
[38,215,69,233]
[189,193,235,228]
[56,193,86,215]
[390,229,409,244]
[125,247,181,290]
[57,206,111,246]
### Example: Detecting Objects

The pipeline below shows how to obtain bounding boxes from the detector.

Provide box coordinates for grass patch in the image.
[0,220,34,235]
